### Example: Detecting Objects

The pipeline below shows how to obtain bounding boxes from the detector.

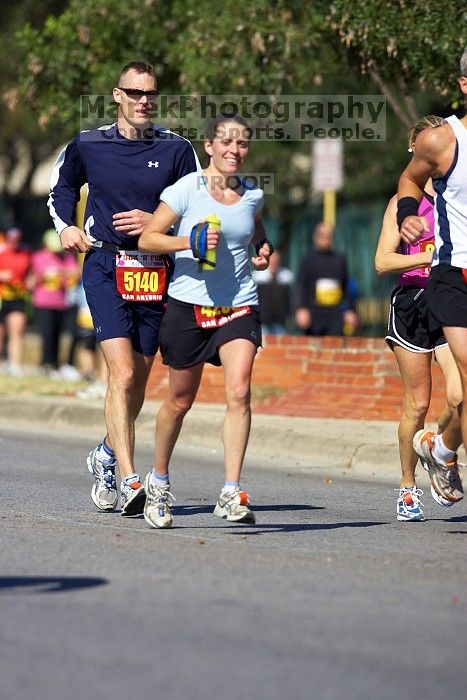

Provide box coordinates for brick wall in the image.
[145,336,448,422]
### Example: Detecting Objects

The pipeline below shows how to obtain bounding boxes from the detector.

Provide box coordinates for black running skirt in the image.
[159,297,262,368]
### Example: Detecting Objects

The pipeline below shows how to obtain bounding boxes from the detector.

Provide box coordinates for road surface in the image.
[1,428,465,700]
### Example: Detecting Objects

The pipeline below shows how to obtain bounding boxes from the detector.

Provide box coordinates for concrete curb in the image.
[0,394,413,481]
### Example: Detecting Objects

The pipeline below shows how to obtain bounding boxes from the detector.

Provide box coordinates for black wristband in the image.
[255,238,274,256]
[397,197,420,230]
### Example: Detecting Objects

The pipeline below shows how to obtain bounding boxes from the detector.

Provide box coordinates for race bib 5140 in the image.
[116,251,167,302]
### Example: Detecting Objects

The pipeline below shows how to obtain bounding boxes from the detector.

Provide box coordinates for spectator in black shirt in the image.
[294,222,358,336]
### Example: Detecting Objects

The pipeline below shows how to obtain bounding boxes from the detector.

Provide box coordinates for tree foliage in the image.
[329,0,467,125]
[7,0,466,235]
[168,0,333,95]
[16,0,178,132]
[0,0,68,197]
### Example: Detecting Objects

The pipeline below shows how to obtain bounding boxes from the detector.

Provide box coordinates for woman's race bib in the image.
[419,238,435,276]
[193,305,251,328]
[116,251,168,302]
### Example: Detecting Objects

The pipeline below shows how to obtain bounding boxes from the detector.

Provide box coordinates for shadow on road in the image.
[224,521,389,535]
[0,576,108,594]
[174,503,325,516]
[168,520,388,533]
[430,514,467,526]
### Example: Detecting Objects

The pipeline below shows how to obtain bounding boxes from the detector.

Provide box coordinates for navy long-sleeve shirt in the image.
[48,123,200,247]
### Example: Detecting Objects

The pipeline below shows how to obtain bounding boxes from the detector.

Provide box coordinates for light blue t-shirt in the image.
[160,172,264,306]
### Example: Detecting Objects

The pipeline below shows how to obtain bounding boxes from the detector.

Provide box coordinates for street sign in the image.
[312,139,343,192]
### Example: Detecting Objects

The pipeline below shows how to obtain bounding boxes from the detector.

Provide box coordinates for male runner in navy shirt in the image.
[49,61,199,516]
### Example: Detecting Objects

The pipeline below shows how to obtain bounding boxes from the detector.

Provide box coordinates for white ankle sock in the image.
[222,481,240,494]
[151,471,169,487]
[432,435,456,465]
[97,440,115,464]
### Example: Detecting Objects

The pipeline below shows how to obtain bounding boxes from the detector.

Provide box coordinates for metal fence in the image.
[265,197,395,336]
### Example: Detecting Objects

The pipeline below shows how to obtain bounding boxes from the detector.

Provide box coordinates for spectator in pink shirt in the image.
[29,229,80,378]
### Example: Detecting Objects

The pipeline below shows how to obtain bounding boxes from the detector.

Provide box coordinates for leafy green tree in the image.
[169,0,333,95]
[11,0,465,245]
[13,0,343,244]
[329,0,467,126]
[0,0,68,200]
[16,0,178,133]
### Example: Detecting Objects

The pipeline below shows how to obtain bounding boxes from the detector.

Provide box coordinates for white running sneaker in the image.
[419,446,453,506]
[120,477,146,516]
[413,429,463,505]
[396,487,425,521]
[419,442,466,506]
[143,473,174,529]
[213,488,256,524]
[76,380,107,399]
[59,364,82,382]
[87,447,118,511]
[3,362,24,377]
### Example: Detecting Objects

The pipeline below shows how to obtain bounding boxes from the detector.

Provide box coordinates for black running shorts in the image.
[0,299,27,321]
[159,297,262,368]
[385,285,447,353]
[427,264,467,329]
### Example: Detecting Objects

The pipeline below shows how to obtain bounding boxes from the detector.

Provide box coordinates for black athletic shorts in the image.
[385,285,447,353]
[427,264,467,329]
[0,298,27,321]
[159,297,262,369]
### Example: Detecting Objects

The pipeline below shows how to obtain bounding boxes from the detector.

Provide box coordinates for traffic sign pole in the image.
[323,190,336,227]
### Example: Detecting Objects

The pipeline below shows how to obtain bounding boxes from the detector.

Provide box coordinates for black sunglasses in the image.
[117,87,160,99]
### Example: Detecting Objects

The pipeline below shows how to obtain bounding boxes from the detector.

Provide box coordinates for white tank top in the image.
[432,115,467,268]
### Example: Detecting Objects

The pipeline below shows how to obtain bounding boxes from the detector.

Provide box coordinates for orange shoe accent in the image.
[445,459,458,468]
[238,491,250,506]
[130,481,142,490]
[421,430,435,448]
[403,492,414,506]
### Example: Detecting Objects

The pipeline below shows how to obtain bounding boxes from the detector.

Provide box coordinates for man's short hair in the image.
[118,61,156,83]
[460,48,467,77]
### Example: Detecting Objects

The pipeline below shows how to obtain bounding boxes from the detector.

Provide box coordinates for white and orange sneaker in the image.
[213,488,256,524]
[413,429,463,506]
[120,476,146,516]
[396,486,425,521]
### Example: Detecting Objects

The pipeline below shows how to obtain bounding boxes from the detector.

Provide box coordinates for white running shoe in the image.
[87,447,118,511]
[143,473,174,529]
[419,444,454,506]
[413,429,463,505]
[120,477,146,516]
[76,380,107,399]
[59,364,82,382]
[3,362,24,377]
[396,487,425,521]
[213,488,256,523]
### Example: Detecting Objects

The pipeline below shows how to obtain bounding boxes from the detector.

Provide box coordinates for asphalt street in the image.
[1,427,466,700]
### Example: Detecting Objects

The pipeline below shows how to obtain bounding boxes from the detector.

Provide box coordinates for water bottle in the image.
[201,214,221,271]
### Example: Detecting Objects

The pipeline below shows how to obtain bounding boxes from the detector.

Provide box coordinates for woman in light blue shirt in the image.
[139,114,273,529]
